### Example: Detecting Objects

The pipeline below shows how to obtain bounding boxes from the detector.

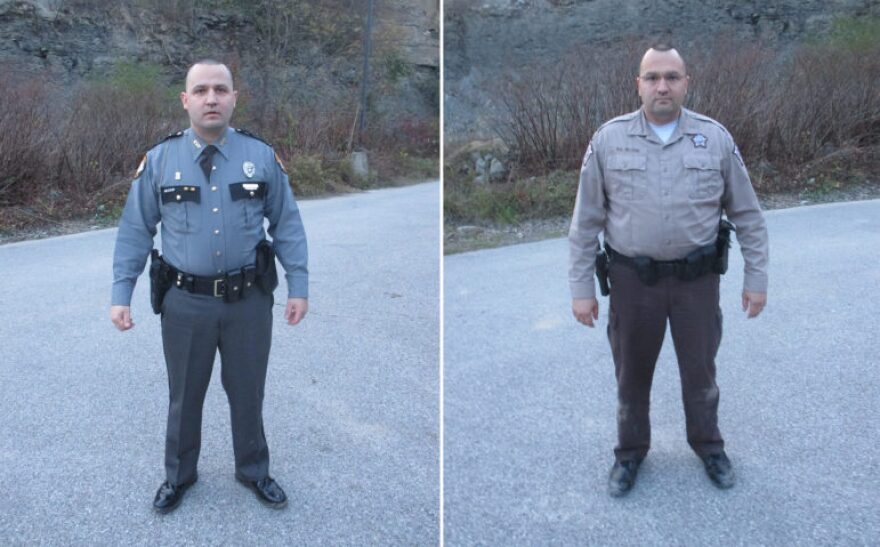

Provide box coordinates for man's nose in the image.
[657,79,670,93]
[206,91,218,104]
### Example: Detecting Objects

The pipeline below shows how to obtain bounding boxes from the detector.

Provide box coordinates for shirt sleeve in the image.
[568,132,608,300]
[721,135,769,293]
[264,149,309,299]
[111,155,161,306]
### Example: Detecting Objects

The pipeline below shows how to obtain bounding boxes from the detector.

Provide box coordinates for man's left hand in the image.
[284,298,308,326]
[742,291,767,319]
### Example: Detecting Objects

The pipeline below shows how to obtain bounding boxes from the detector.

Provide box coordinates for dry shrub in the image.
[262,103,358,159]
[55,82,178,204]
[764,46,880,163]
[365,115,439,156]
[686,39,776,161]
[690,37,880,165]
[0,74,54,206]
[493,36,880,179]
[493,44,641,172]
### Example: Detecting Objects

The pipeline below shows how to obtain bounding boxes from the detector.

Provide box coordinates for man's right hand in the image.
[110,305,135,331]
[572,298,599,328]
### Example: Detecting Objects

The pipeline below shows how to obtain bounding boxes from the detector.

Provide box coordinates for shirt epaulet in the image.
[148,130,185,151]
[595,111,638,136]
[132,131,184,178]
[684,110,732,138]
[235,128,274,148]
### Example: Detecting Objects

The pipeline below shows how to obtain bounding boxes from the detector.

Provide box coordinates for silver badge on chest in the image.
[243,161,256,178]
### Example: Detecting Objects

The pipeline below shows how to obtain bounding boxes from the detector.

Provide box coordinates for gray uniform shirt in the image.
[112,127,308,306]
[569,107,769,300]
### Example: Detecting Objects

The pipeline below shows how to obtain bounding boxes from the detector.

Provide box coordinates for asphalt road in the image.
[444,199,880,546]
[0,182,439,546]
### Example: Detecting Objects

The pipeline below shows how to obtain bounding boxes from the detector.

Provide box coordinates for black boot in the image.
[608,459,642,497]
[701,452,735,489]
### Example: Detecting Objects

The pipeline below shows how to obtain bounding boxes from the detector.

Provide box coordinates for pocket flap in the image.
[160,185,200,204]
[607,154,646,171]
[230,181,267,201]
[683,155,721,170]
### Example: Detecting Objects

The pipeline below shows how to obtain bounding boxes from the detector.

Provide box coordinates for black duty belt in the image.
[606,245,688,278]
[169,264,258,301]
[605,243,719,285]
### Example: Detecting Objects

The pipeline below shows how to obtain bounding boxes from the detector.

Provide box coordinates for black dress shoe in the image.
[608,458,642,497]
[153,474,197,514]
[236,474,288,509]
[701,452,735,489]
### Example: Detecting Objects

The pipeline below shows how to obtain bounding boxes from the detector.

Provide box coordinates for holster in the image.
[681,244,718,281]
[633,256,658,286]
[595,246,610,297]
[149,249,173,314]
[714,219,735,274]
[255,239,279,295]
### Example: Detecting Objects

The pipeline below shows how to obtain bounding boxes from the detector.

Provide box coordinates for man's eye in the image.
[644,75,658,82]
[667,75,681,82]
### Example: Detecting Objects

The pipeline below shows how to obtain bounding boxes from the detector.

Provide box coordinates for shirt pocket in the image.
[229,181,266,227]
[683,155,723,200]
[606,154,648,200]
[160,185,201,233]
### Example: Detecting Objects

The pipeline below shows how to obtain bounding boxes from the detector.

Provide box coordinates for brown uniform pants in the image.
[607,261,725,462]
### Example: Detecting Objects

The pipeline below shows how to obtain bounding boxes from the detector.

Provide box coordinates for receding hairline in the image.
[185,59,234,90]
[639,45,687,75]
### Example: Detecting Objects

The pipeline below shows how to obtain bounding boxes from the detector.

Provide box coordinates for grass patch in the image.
[445,169,577,225]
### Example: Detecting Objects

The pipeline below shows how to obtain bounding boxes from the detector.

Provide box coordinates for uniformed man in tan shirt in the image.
[569,44,769,497]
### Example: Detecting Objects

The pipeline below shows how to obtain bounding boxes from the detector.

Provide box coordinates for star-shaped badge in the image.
[691,134,708,148]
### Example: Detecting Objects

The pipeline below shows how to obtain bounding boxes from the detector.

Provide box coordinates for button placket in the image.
[208,167,224,272]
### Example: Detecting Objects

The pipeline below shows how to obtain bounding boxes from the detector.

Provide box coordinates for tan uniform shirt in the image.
[569,107,769,300]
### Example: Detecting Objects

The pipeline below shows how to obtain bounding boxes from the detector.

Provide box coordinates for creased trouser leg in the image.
[668,273,725,457]
[161,288,220,485]
[219,290,273,481]
[608,264,668,462]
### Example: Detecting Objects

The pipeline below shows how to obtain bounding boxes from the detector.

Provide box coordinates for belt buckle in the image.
[213,278,226,297]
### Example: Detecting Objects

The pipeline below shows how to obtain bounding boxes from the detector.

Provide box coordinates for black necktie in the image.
[199,145,217,180]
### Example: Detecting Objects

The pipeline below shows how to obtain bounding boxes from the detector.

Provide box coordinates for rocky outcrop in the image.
[444,0,879,141]
[0,0,438,120]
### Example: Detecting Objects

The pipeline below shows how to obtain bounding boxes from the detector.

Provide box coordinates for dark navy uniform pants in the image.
[160,286,273,486]
[607,261,725,462]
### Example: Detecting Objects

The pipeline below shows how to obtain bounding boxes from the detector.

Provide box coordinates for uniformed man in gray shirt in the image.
[569,45,769,497]
[110,60,308,513]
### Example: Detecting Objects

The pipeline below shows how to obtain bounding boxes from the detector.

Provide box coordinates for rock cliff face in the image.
[0,0,438,121]
[379,0,439,68]
[444,0,879,141]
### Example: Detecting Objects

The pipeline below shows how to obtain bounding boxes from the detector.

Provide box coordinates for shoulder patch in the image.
[582,140,594,168]
[135,130,184,177]
[732,144,746,167]
[235,128,273,148]
[274,151,287,173]
[134,154,146,178]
